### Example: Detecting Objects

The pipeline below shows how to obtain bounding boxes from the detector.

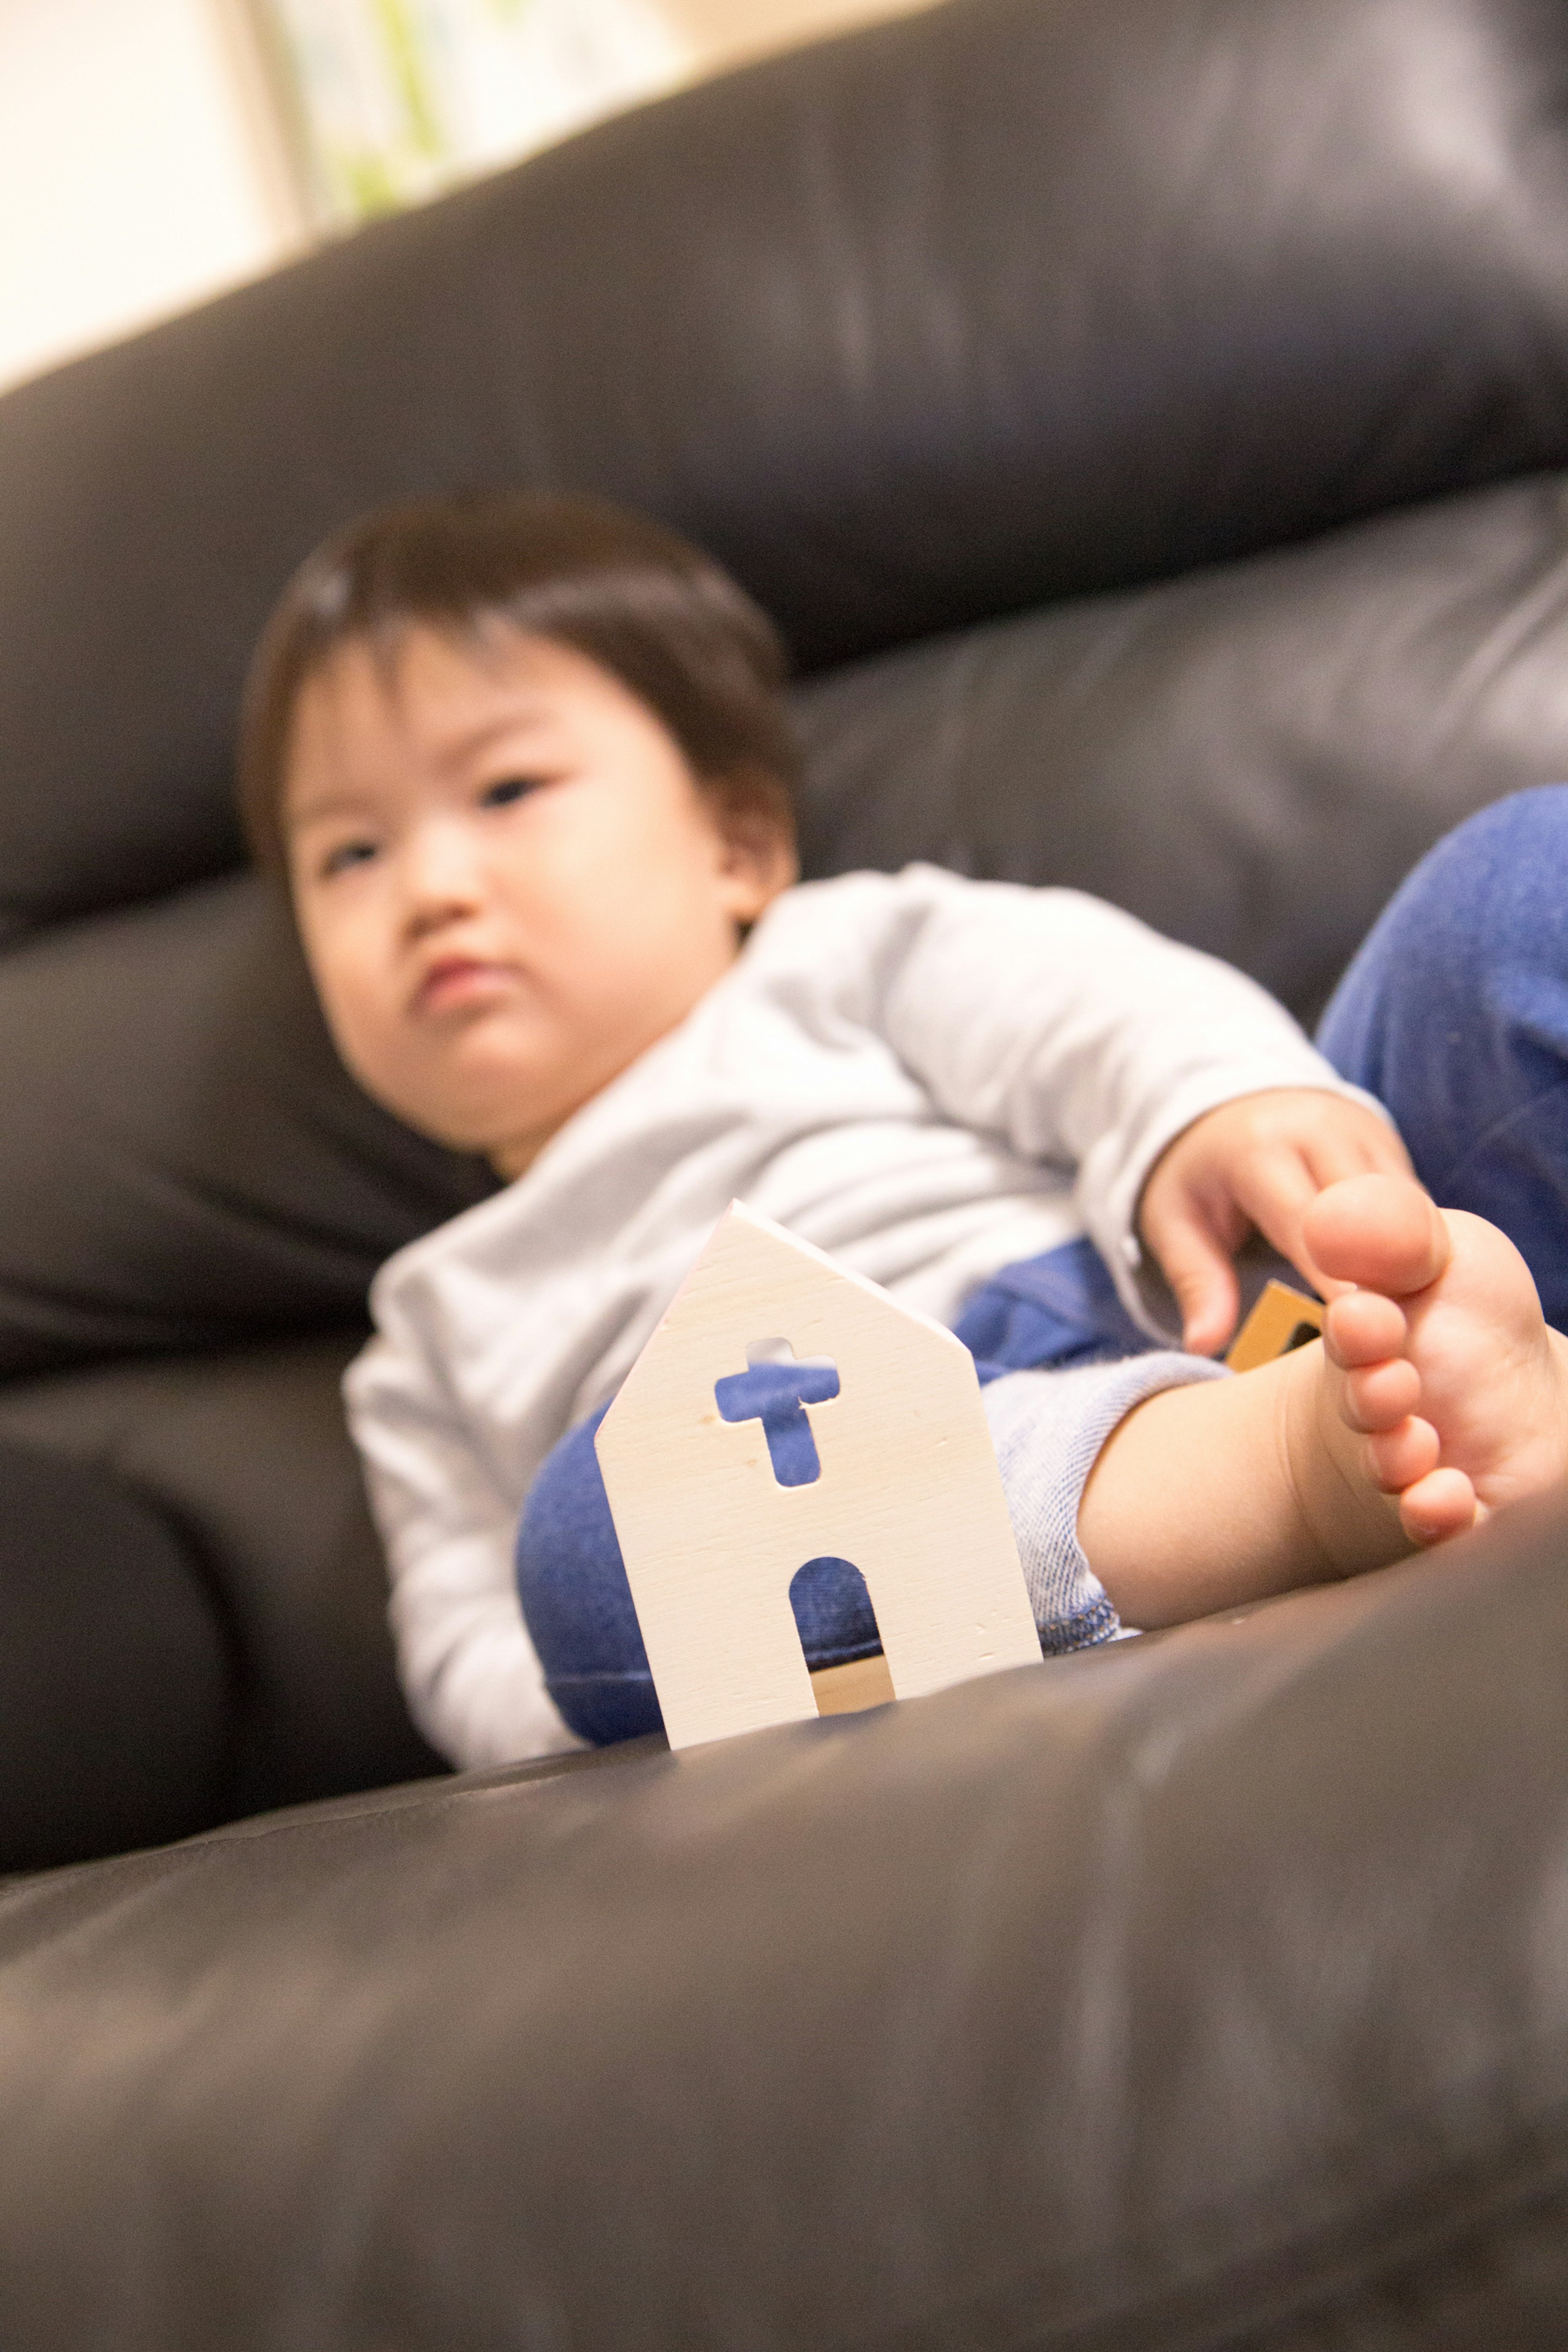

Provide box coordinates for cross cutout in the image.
[715,1339,841,1488]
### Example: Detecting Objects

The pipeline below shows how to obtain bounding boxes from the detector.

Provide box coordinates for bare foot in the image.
[1285,1173,1568,1570]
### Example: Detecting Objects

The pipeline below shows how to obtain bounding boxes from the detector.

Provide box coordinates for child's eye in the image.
[479,775,546,808]
[320,838,379,880]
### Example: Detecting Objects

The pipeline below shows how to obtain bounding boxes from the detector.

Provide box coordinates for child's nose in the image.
[400,820,486,923]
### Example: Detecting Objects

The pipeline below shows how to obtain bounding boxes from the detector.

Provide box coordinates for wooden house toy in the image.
[594,1202,1041,1751]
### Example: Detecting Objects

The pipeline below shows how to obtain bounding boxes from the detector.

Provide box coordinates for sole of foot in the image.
[1299,1173,1568,1554]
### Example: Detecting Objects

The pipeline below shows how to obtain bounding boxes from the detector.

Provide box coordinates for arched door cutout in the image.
[789,1556,896,1716]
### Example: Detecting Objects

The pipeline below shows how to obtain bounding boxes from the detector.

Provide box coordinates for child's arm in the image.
[344,1332,586,1769]
[870,866,1396,1347]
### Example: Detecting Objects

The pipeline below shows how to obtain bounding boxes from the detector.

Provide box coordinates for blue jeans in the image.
[1316,784,1568,1334]
[521,786,1568,1744]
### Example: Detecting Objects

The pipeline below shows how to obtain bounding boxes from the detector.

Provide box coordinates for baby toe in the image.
[1398,1466,1479,1546]
[1305,1174,1447,1303]
[1325,1288,1407,1369]
[1341,1355,1421,1432]
[1364,1413,1441,1494]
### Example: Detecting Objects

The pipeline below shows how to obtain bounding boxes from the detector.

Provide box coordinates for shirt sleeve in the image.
[869,866,1386,1333]
[343,1327,586,1772]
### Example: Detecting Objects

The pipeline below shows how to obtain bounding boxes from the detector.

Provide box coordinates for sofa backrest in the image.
[4,0,1568,1375]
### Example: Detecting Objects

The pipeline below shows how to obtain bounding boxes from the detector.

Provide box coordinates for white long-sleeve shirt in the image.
[345,865,1370,1768]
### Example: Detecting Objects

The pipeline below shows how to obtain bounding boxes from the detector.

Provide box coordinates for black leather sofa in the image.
[4,0,1568,2339]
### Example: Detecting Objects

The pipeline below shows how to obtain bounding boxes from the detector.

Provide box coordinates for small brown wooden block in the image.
[1225,1278,1325,1373]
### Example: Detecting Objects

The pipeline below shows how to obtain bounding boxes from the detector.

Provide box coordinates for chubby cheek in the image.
[571,841,737,994]
[328,1003,405,1108]
[320,991,461,1138]
[296,920,399,1095]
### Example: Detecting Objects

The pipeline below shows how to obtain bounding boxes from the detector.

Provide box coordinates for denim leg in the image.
[952,1232,1159,1379]
[1316,784,1568,1331]
[514,1401,661,1746]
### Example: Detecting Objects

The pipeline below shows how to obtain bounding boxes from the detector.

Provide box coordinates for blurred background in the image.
[0,0,927,395]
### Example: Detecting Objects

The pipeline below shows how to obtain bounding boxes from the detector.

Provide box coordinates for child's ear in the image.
[716,792,799,925]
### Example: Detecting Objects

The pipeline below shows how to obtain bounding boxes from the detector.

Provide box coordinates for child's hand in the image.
[1138,1089,1414,1355]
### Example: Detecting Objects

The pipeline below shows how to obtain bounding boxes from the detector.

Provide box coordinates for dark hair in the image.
[236,492,798,875]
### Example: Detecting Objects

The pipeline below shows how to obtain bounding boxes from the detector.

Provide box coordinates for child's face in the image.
[284,624,793,1176]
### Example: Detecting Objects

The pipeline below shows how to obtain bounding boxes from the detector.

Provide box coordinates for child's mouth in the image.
[414,958,514,1016]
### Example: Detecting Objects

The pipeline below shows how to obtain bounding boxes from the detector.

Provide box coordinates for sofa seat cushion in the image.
[2,1492,1566,2348]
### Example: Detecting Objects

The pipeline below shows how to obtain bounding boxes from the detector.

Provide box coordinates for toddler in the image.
[238,493,1568,1767]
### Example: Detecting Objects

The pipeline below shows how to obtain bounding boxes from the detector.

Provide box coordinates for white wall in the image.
[667,0,925,73]
[0,0,929,398]
[0,0,303,393]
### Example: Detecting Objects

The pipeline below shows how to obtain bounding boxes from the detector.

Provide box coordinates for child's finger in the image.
[1244,1139,1421,1300]
[1142,1200,1242,1355]
[1231,1150,1335,1292]
[1304,1119,1414,1188]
